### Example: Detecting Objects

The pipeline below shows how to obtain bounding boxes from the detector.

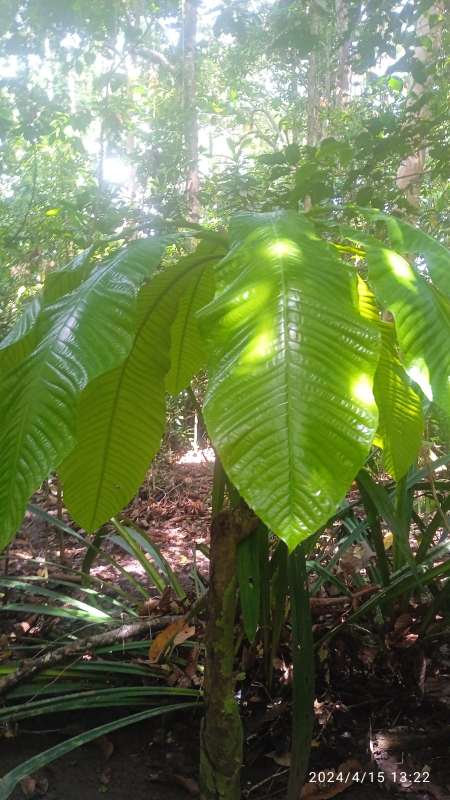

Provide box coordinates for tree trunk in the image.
[334,0,352,109]
[182,0,200,222]
[396,4,444,208]
[306,32,321,146]
[199,505,257,800]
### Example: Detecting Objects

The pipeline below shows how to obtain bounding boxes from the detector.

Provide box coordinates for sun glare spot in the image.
[407,359,433,400]
[242,331,274,364]
[267,240,300,259]
[387,251,415,284]
[351,374,375,407]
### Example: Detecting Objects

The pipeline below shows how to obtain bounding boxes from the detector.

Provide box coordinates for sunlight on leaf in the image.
[351,374,376,410]
[407,358,433,401]
[241,329,274,364]
[267,240,301,258]
[202,211,381,550]
[386,251,418,289]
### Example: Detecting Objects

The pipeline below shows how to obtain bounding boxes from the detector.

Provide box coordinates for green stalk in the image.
[211,456,226,514]
[356,478,390,587]
[268,540,288,691]
[287,544,315,800]
[394,472,413,571]
[81,528,105,586]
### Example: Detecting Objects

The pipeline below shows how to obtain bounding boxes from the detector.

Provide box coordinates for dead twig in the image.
[0,615,174,696]
[310,585,377,612]
[0,592,208,696]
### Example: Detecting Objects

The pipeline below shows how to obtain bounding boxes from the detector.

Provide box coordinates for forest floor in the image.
[1,450,449,800]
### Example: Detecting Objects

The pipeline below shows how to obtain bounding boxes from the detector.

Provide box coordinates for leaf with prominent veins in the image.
[200,211,381,550]
[0,239,167,547]
[61,249,215,531]
[166,242,221,394]
[374,322,424,480]
[368,246,450,416]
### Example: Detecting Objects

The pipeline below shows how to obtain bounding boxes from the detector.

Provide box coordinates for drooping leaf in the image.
[0,686,199,724]
[360,209,450,298]
[60,254,211,531]
[368,246,450,416]
[373,321,424,480]
[0,240,167,549]
[109,519,168,594]
[200,211,381,550]
[165,242,220,394]
[117,521,186,600]
[356,468,404,542]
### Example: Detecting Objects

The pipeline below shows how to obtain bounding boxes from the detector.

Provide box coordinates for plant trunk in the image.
[200,505,257,800]
[182,0,200,223]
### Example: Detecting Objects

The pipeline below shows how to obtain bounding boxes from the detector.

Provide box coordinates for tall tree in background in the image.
[182,0,200,221]
[396,2,445,209]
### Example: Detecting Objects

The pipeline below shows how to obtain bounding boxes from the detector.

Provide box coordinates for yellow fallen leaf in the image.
[148,617,192,663]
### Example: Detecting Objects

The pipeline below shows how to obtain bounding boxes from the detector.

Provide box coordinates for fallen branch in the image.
[0,615,174,697]
[0,592,208,697]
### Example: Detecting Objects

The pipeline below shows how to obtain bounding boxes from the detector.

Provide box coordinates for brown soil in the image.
[2,714,199,800]
[8,457,214,593]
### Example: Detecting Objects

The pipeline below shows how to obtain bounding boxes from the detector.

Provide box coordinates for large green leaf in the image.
[200,211,381,550]
[0,240,167,548]
[43,244,98,303]
[165,243,219,394]
[373,321,424,480]
[368,246,450,416]
[360,209,450,298]
[0,246,97,369]
[60,253,212,531]
[0,296,41,367]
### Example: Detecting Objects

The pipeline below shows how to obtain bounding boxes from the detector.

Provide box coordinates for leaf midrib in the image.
[272,223,296,529]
